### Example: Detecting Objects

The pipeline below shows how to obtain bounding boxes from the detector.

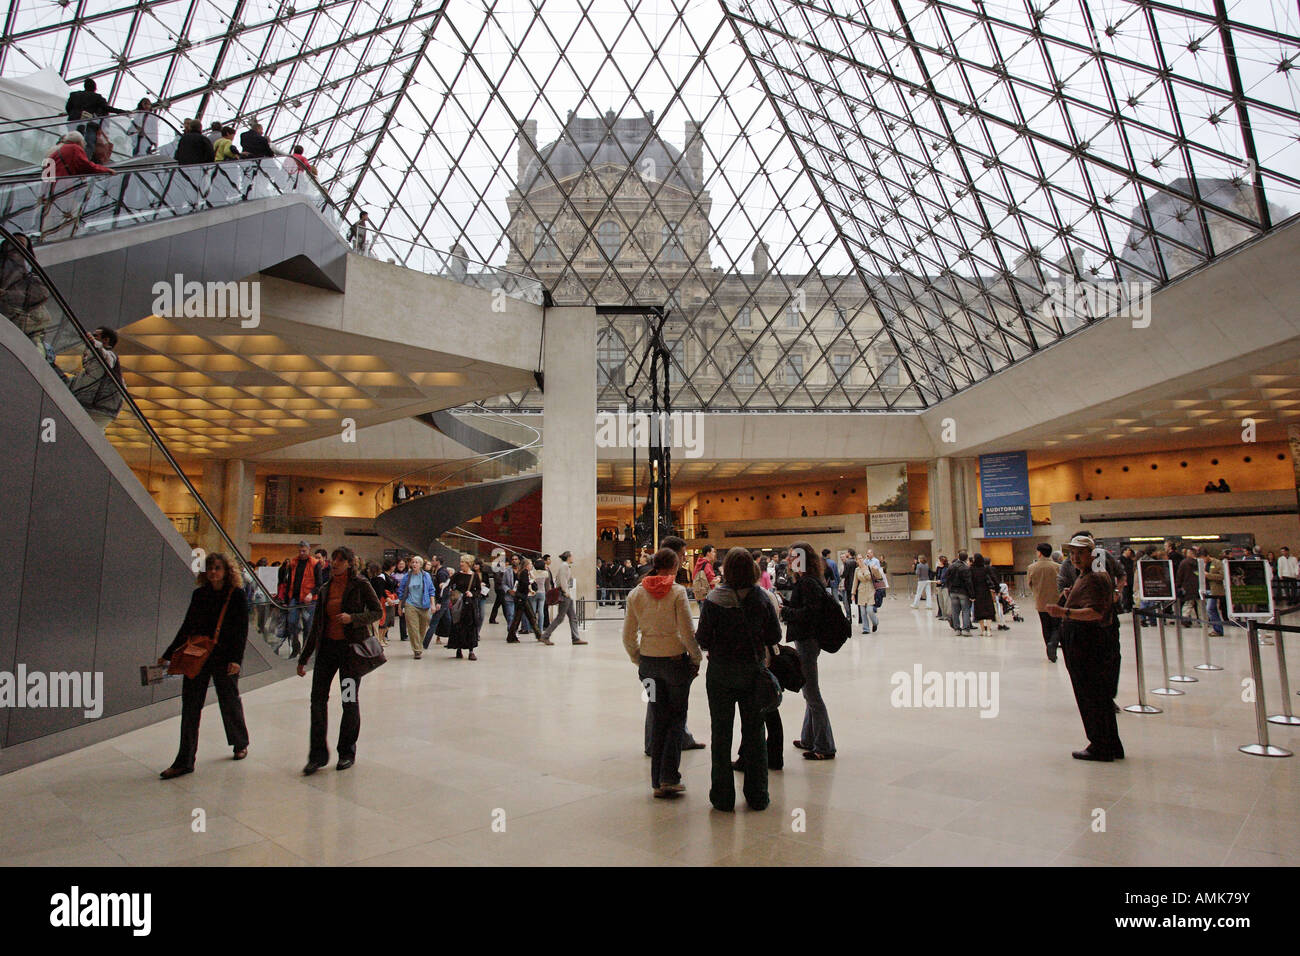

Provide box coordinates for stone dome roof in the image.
[520,110,698,193]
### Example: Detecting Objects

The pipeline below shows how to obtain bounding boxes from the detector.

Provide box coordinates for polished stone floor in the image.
[2,597,1298,866]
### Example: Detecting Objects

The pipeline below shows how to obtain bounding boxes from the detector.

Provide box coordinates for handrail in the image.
[0,156,343,245]
[0,110,183,172]
[0,157,548,304]
[0,222,288,611]
[375,405,542,515]
[364,230,545,305]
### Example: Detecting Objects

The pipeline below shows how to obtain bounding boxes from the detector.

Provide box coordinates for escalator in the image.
[374,408,543,561]
[0,223,299,773]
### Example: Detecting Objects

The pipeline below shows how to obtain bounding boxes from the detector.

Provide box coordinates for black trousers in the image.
[1061,624,1123,758]
[738,708,783,770]
[506,593,539,639]
[173,659,248,770]
[488,587,507,623]
[1037,610,1060,656]
[309,640,361,764]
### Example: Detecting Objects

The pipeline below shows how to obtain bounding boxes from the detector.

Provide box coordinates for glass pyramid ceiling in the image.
[4,0,1298,410]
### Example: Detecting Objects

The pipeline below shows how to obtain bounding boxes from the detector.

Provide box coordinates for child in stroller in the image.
[995,582,1024,629]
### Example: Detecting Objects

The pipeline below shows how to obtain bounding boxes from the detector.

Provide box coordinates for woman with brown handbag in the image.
[159,553,250,779]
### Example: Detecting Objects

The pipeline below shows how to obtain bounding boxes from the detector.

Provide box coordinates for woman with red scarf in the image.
[622,547,700,799]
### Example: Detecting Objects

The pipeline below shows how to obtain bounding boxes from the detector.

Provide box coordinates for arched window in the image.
[597,328,627,387]
[597,220,620,258]
[661,221,686,262]
[533,221,557,262]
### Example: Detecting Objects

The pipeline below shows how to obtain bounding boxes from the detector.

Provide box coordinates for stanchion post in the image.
[1195,595,1222,671]
[1170,607,1197,682]
[1240,621,1292,757]
[1151,612,1183,696]
[1267,618,1299,726]
[1124,610,1162,714]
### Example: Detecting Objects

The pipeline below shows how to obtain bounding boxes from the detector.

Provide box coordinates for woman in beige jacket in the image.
[623,547,702,798]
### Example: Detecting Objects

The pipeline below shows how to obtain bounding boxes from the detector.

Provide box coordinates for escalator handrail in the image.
[0,159,540,304]
[0,222,290,611]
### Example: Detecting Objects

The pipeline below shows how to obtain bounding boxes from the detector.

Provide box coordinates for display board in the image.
[978,452,1032,537]
[1223,559,1275,620]
[1135,559,1175,602]
[866,462,909,540]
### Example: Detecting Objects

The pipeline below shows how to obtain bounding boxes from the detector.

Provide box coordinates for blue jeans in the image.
[862,602,876,632]
[424,602,449,647]
[950,593,972,632]
[795,638,835,754]
[279,600,312,648]
[1139,600,1156,626]
[1206,596,1224,635]
[527,593,544,632]
[639,656,695,788]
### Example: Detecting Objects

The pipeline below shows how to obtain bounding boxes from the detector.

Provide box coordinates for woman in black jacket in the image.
[159,553,250,779]
[445,554,482,660]
[297,547,381,773]
[696,547,782,812]
[780,541,836,760]
[970,554,999,636]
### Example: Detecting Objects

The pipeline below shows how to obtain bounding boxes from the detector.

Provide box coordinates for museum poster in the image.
[979,451,1032,537]
[866,462,909,540]
[1136,559,1175,602]
[1224,559,1274,620]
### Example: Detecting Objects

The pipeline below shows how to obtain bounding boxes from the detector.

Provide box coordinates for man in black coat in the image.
[239,120,275,158]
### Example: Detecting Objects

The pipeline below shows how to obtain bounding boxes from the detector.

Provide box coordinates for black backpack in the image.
[817,588,852,653]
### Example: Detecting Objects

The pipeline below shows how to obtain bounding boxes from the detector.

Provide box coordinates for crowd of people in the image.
[157,525,1292,792]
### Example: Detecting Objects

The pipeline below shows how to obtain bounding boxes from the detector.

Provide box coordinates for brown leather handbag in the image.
[167,587,234,679]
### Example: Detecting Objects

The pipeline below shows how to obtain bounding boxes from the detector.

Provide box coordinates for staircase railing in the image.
[375,405,542,515]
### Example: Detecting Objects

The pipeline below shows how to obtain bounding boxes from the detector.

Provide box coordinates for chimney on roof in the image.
[683,120,703,185]
[753,240,769,277]
[517,119,538,182]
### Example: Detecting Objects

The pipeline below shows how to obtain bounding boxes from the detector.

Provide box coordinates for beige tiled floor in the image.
[2,601,1298,866]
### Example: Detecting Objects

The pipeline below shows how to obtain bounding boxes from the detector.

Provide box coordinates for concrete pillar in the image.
[199,460,225,557]
[929,457,956,559]
[541,306,597,602]
[221,460,256,558]
[952,457,980,555]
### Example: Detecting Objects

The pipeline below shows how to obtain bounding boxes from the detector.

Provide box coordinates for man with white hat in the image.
[1047,534,1125,762]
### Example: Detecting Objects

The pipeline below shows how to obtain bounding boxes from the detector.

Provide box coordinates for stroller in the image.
[996,583,1024,626]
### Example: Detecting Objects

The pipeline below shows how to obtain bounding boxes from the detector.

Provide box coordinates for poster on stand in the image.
[1135,559,1175,603]
[1224,560,1275,620]
[979,452,1032,537]
[866,462,909,540]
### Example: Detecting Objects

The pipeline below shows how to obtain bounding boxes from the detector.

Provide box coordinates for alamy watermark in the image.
[0,666,103,719]
[152,274,261,328]
[596,405,704,459]
[890,664,1000,718]
[1044,279,1152,329]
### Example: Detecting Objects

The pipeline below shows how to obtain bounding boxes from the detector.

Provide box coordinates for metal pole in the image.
[1195,595,1222,671]
[1267,618,1299,726]
[1124,609,1162,714]
[1170,605,1197,682]
[1150,613,1183,696]
[1240,621,1292,756]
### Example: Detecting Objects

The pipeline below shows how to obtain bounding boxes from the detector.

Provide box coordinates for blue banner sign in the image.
[979,452,1032,538]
